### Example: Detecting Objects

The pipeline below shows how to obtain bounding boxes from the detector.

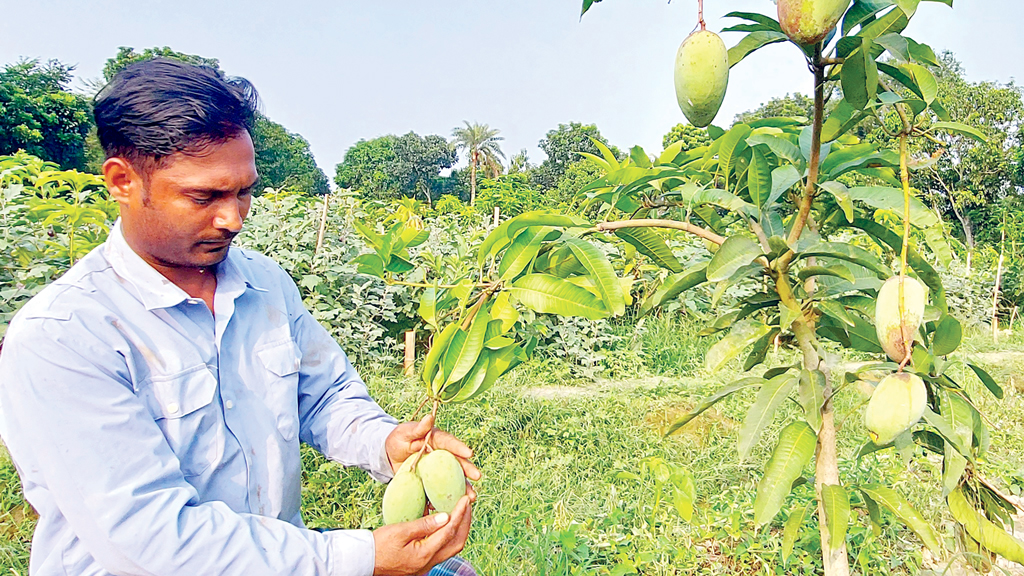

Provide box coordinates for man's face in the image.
[117,133,259,270]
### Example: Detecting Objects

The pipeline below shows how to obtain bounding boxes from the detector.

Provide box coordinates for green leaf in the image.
[859,485,942,553]
[724,11,783,31]
[754,421,816,527]
[565,237,625,316]
[857,5,909,40]
[490,291,519,333]
[717,124,753,190]
[615,227,682,273]
[798,265,855,284]
[847,218,947,312]
[419,286,439,330]
[932,315,962,355]
[706,236,763,283]
[818,182,855,223]
[580,0,601,16]
[705,320,773,374]
[629,145,651,168]
[768,165,802,208]
[930,121,987,143]
[423,322,461,388]
[799,369,826,433]
[841,41,879,110]
[843,0,895,35]
[949,487,1024,564]
[442,349,491,403]
[665,377,764,436]
[797,241,890,277]
[351,253,386,278]
[509,273,609,320]
[747,134,803,166]
[968,362,1003,399]
[728,31,788,68]
[822,485,851,552]
[821,99,870,143]
[498,226,555,281]
[922,408,975,464]
[782,504,809,564]
[906,37,940,66]
[738,373,799,461]
[747,148,772,210]
[895,0,920,17]
[479,211,587,267]
[874,33,910,62]
[640,264,709,315]
[903,63,937,104]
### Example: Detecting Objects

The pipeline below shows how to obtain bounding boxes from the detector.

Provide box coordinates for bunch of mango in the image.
[382,449,467,525]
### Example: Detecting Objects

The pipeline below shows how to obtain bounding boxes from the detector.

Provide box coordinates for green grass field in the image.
[3,316,1024,575]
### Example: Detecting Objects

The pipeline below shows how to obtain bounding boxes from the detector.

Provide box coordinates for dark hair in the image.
[93,58,259,173]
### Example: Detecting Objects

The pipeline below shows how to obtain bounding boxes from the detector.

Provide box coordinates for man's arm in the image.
[0,319,374,576]
[283,273,398,480]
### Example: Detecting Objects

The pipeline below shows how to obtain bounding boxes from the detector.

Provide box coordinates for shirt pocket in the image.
[137,365,221,478]
[256,339,301,443]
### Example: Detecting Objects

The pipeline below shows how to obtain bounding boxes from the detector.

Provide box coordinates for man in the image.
[0,58,477,575]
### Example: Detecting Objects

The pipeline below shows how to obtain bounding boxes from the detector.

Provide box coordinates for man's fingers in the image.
[417,496,468,553]
[429,429,473,459]
[465,481,478,502]
[400,511,450,542]
[427,497,473,565]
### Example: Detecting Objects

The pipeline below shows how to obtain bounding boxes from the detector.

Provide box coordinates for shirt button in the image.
[167,402,180,415]
[225,400,234,410]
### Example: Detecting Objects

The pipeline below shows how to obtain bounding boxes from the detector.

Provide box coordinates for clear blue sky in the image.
[1,0,1018,177]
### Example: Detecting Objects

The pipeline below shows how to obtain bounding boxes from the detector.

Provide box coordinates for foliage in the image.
[251,115,330,195]
[101,46,220,82]
[475,173,545,218]
[735,93,815,125]
[552,159,606,208]
[336,133,457,205]
[661,123,713,152]
[334,135,400,198]
[451,122,505,206]
[0,152,115,338]
[533,122,620,189]
[0,59,92,170]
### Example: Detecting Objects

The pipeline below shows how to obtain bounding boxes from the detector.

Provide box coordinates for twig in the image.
[594,219,726,245]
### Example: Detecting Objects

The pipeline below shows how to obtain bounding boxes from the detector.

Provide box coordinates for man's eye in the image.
[191,197,212,205]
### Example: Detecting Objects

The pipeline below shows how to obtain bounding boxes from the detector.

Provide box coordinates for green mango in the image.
[382,470,426,525]
[418,449,466,514]
[874,276,927,363]
[777,0,852,45]
[864,372,927,445]
[673,30,729,128]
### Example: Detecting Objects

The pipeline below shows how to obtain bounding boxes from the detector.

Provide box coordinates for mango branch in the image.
[787,44,825,247]
[593,219,725,245]
[897,132,913,370]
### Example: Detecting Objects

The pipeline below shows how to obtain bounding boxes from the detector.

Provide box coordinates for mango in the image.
[777,0,852,45]
[874,276,927,363]
[674,30,729,128]
[418,449,466,514]
[864,372,927,445]
[382,470,426,525]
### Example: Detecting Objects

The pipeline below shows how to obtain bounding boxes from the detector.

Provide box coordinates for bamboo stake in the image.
[314,193,330,259]
[404,330,416,377]
[993,227,1005,343]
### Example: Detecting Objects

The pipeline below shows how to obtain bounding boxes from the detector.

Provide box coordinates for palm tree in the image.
[451,122,505,206]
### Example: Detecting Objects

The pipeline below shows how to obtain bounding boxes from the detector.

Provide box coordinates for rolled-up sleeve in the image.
[284,273,399,484]
[0,319,375,576]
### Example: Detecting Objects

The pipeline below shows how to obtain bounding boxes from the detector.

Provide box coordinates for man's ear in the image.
[103,157,142,205]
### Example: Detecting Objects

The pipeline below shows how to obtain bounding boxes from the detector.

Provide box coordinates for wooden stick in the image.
[314,193,330,259]
[404,330,416,377]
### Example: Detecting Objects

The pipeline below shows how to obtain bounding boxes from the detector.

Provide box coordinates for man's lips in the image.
[198,238,234,249]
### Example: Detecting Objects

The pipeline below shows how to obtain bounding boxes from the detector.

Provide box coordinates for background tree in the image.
[451,121,505,206]
[0,59,92,170]
[335,136,400,199]
[734,92,815,124]
[908,53,1024,252]
[662,123,713,151]
[533,122,619,189]
[391,132,457,207]
[101,47,329,194]
[507,149,532,174]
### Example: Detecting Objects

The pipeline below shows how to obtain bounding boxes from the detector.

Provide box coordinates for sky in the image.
[1,0,1020,178]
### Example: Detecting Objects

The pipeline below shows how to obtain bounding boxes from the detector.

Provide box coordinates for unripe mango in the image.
[382,470,426,525]
[418,449,466,514]
[674,30,729,128]
[864,372,927,445]
[778,0,852,45]
[875,276,927,363]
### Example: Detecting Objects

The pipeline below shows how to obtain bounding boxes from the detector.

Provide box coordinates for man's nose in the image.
[213,199,244,233]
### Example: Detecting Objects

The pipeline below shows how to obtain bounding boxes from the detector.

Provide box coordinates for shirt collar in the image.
[104,220,265,310]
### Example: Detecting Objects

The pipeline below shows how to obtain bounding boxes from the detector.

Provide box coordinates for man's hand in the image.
[372,494,472,576]
[385,414,481,483]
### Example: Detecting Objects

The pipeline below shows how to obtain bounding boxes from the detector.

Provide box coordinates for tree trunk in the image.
[470,150,478,207]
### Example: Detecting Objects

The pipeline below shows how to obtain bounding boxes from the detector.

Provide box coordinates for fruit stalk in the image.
[697,0,705,30]
[787,44,825,246]
[898,132,913,369]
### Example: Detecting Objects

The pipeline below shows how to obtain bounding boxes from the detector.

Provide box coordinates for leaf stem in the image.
[593,219,725,245]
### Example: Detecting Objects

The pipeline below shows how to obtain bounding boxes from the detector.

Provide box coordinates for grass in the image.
[3,315,1024,574]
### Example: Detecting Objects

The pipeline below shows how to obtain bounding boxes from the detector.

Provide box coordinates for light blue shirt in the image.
[0,221,399,575]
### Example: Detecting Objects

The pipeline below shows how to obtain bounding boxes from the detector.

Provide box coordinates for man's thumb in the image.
[414,414,434,436]
[403,512,449,540]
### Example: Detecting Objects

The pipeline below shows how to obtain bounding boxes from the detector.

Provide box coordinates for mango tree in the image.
[352,1,1019,573]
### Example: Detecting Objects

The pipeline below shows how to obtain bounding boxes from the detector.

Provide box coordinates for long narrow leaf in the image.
[665,377,764,436]
[754,421,817,528]
[738,373,799,461]
[509,274,609,320]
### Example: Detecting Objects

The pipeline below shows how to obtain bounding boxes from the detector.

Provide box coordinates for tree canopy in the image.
[335,132,457,205]
[533,122,618,189]
[0,59,92,170]
[662,123,713,151]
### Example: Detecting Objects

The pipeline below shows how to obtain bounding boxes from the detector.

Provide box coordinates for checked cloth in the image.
[426,556,478,576]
